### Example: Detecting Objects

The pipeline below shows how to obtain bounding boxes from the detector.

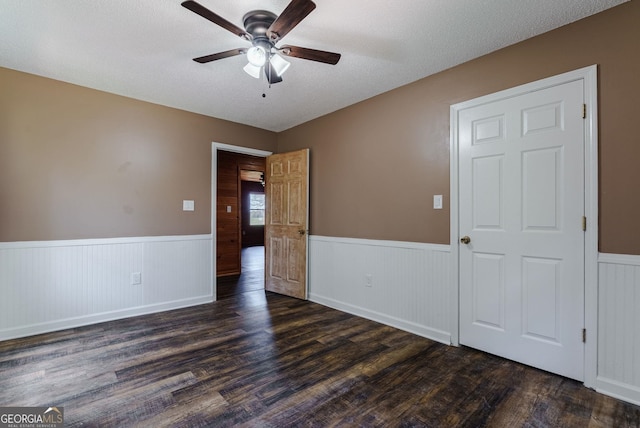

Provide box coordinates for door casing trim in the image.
[211,143,273,300]
[449,65,599,388]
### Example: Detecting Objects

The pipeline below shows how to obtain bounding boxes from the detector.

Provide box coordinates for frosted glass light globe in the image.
[247,46,267,67]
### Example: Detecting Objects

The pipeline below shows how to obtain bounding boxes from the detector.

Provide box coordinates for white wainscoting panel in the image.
[0,235,213,341]
[143,239,212,305]
[596,253,640,406]
[309,236,452,344]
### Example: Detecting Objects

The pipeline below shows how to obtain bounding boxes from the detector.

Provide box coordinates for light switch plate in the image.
[433,195,443,210]
[183,200,195,211]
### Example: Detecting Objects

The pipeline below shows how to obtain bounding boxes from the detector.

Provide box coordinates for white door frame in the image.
[211,142,273,300]
[449,65,599,387]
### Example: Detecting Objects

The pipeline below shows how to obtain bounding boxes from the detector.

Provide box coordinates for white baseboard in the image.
[0,295,213,341]
[310,293,451,345]
[596,376,640,407]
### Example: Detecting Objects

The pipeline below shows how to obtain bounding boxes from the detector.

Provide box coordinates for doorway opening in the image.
[217,246,265,298]
[217,171,266,299]
[212,144,310,301]
[213,144,271,299]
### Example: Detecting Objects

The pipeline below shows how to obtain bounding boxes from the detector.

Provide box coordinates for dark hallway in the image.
[217,246,265,299]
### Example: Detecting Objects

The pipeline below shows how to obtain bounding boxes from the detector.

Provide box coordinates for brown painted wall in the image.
[277,1,640,255]
[2,2,638,254]
[0,67,277,241]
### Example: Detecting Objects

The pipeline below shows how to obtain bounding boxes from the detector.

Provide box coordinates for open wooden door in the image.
[265,149,309,299]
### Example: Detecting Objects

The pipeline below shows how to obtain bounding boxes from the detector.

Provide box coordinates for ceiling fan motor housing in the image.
[243,10,279,61]
[243,10,277,39]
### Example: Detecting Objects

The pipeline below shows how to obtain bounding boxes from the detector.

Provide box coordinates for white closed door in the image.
[458,79,585,381]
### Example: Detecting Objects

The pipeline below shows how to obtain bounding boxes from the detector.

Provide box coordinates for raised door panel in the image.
[269,182,285,226]
[522,256,562,343]
[472,252,505,331]
[287,179,305,227]
[522,148,562,231]
[472,155,504,230]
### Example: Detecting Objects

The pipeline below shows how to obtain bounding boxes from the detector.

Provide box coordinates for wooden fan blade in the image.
[181,0,250,40]
[265,63,283,84]
[280,45,341,65]
[193,48,247,63]
[267,0,316,42]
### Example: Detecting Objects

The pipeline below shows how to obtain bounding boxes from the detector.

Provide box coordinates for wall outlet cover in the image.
[131,272,142,285]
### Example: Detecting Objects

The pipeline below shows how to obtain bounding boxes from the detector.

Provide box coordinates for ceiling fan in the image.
[181,0,341,84]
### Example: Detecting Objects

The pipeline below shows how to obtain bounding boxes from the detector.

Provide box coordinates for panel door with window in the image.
[241,180,265,248]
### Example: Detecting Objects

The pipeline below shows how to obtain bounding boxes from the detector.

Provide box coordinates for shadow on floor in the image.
[217,246,264,299]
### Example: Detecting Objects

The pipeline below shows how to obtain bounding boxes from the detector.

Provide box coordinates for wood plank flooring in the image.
[1,290,639,427]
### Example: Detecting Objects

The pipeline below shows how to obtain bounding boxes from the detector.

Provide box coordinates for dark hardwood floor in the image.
[1,287,639,426]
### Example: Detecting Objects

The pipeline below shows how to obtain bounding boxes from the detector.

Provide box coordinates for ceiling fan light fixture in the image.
[246,45,267,67]
[270,53,290,77]
[183,1,341,84]
[243,62,262,79]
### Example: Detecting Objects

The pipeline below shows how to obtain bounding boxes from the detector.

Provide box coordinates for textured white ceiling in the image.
[0,0,628,132]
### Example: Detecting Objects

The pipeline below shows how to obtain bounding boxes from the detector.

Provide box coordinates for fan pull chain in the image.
[262,57,272,97]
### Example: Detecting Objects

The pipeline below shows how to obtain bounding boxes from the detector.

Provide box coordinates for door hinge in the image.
[582,328,587,343]
[582,104,587,119]
[582,216,587,231]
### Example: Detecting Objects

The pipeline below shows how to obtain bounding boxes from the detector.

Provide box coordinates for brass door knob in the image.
[460,236,471,244]
[298,229,306,235]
